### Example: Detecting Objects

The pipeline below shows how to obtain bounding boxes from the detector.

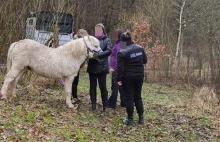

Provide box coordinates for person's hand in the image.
[110,68,114,73]
[93,52,99,58]
[118,81,122,86]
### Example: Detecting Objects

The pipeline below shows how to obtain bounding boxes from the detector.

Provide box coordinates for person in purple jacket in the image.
[107,29,126,109]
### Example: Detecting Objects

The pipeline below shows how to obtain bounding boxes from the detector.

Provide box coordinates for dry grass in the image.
[0,72,220,141]
[189,86,219,112]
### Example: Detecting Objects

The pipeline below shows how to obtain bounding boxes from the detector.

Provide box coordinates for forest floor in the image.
[0,71,219,142]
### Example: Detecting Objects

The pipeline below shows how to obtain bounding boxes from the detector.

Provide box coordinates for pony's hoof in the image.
[68,104,74,109]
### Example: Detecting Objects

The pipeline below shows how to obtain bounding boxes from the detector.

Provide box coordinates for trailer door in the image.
[26,17,36,39]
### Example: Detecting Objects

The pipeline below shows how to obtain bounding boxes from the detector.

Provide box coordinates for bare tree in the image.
[175,0,186,61]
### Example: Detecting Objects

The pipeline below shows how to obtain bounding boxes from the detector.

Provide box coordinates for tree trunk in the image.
[175,0,186,60]
[53,23,59,48]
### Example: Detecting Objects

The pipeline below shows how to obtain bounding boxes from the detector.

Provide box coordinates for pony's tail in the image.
[7,42,16,73]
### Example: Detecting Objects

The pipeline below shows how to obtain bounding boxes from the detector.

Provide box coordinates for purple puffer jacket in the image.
[110,41,121,70]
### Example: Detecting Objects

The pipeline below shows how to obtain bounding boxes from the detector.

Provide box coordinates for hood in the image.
[95,23,107,36]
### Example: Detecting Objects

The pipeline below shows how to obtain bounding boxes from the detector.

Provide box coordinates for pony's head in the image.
[83,36,102,58]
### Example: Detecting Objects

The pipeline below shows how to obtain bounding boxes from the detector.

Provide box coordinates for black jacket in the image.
[87,35,112,74]
[116,43,147,81]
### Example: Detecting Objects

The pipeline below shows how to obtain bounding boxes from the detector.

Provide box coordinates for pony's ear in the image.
[88,35,91,42]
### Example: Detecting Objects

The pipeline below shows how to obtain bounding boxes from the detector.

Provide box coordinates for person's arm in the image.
[95,38,112,58]
[110,44,117,69]
[96,49,112,58]
[106,38,113,50]
[116,52,125,85]
[142,49,147,64]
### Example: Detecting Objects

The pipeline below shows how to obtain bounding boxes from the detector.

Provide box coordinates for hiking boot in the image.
[138,115,144,124]
[123,118,134,125]
[72,98,81,104]
[106,104,116,109]
[91,103,96,110]
[103,106,106,112]
[75,99,81,104]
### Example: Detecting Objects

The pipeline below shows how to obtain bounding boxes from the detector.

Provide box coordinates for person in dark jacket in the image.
[117,31,147,125]
[107,29,126,109]
[87,23,112,111]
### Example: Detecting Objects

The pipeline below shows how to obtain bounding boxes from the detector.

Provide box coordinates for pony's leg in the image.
[64,77,75,108]
[11,69,25,98]
[7,80,15,98]
[1,68,21,99]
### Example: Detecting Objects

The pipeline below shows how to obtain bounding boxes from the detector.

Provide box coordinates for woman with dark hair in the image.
[117,31,147,125]
[107,29,126,109]
[87,23,112,111]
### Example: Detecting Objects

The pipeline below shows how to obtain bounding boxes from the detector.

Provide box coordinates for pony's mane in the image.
[59,38,86,58]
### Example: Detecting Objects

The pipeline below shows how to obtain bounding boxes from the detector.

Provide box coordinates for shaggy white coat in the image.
[1,36,101,108]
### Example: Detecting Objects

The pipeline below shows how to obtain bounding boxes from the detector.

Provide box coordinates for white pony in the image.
[1,36,101,108]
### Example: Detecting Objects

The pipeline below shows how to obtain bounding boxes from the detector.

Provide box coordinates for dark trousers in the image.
[89,73,108,107]
[72,71,80,99]
[107,71,125,108]
[122,76,144,119]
